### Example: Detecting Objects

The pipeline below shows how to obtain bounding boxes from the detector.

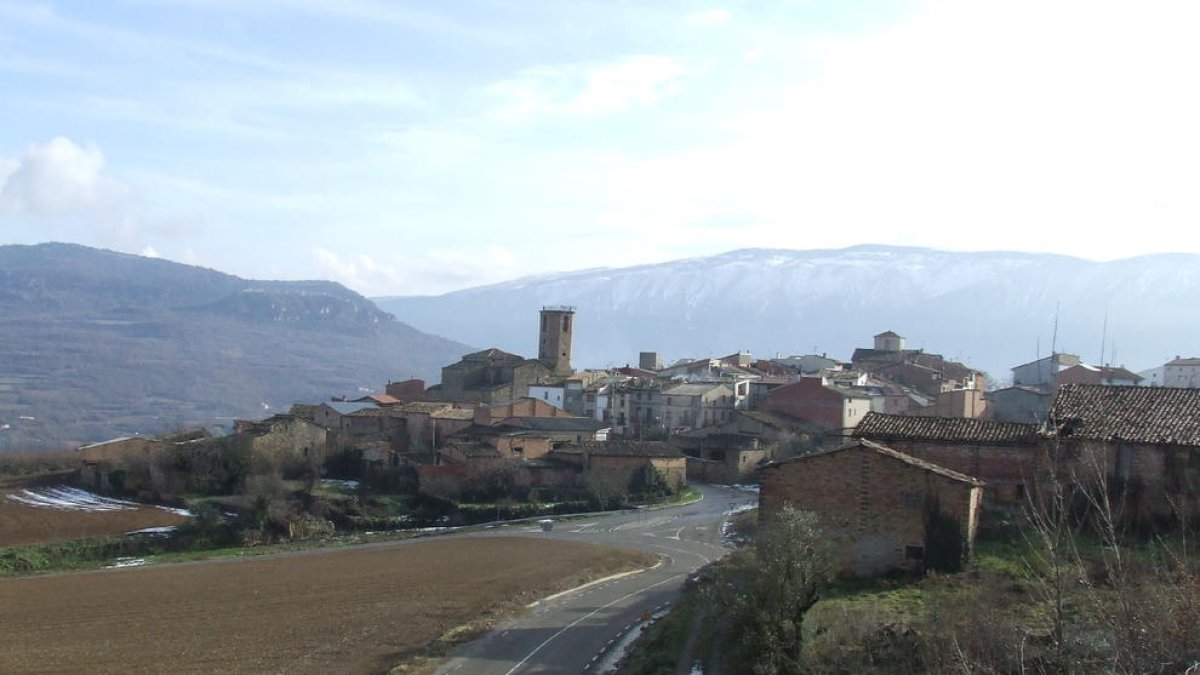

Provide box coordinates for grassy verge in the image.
[615,594,701,675]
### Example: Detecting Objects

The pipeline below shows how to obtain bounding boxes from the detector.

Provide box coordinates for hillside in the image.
[375,245,1200,379]
[0,243,472,450]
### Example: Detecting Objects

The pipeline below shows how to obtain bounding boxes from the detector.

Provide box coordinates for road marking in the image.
[525,563,659,608]
[503,573,685,675]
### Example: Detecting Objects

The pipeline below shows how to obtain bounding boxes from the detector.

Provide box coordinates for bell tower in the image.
[538,306,575,377]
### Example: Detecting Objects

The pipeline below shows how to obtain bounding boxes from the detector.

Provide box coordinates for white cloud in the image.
[487,55,690,121]
[313,245,521,296]
[0,137,130,216]
[141,245,160,258]
[688,9,731,26]
[556,0,1200,262]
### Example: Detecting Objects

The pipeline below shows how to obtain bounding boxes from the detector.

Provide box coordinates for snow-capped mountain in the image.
[375,245,1200,380]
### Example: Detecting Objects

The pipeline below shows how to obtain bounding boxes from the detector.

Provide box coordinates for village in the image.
[68,305,1200,577]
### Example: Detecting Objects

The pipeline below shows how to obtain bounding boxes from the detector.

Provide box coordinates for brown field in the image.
[0,535,654,674]
[0,477,188,547]
[0,500,189,547]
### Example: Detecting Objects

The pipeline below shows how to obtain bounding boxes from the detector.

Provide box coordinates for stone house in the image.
[78,436,163,493]
[435,348,553,405]
[853,412,1039,504]
[760,439,985,577]
[235,413,331,475]
[310,401,377,430]
[473,397,575,425]
[1047,384,1200,522]
[559,440,687,493]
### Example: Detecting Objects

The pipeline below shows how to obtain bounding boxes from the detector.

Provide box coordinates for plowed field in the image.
[0,536,653,674]
[0,486,187,547]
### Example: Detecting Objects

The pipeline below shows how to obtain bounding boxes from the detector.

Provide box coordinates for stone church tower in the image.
[538,306,575,377]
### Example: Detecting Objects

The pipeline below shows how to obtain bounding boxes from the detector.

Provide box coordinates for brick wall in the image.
[875,440,1035,504]
[761,444,981,576]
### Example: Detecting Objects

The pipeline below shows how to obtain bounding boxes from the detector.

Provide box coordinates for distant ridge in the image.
[0,243,471,450]
[375,245,1200,379]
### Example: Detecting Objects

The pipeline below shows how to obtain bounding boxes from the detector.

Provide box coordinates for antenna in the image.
[1050,301,1060,356]
[1099,310,1109,366]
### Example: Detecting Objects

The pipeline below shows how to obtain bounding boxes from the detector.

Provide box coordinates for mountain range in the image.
[375,245,1200,381]
[0,243,471,450]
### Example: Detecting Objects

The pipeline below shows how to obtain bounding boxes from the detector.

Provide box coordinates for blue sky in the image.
[2,0,1199,295]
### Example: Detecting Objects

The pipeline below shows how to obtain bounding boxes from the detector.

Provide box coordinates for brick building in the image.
[762,377,872,433]
[1047,384,1200,522]
[760,439,984,576]
[854,412,1039,504]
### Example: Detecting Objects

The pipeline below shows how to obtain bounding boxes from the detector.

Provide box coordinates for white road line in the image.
[502,573,685,675]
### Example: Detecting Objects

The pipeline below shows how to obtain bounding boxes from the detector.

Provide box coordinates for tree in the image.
[709,506,835,674]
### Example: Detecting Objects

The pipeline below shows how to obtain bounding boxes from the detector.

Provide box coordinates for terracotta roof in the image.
[400,401,452,414]
[569,440,683,458]
[739,410,815,431]
[1166,357,1200,367]
[431,408,475,420]
[500,417,605,433]
[1049,384,1200,446]
[348,407,407,417]
[766,439,985,486]
[854,412,1038,445]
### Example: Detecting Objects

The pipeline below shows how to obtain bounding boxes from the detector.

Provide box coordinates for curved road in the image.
[435,483,755,675]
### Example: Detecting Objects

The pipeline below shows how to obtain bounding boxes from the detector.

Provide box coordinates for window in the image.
[905,545,924,560]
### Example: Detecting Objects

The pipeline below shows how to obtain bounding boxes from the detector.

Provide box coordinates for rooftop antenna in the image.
[1099,310,1109,366]
[1050,302,1060,357]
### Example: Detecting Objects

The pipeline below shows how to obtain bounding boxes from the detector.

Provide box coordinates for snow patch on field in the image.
[125,526,177,536]
[106,557,149,568]
[6,486,192,518]
[7,487,139,512]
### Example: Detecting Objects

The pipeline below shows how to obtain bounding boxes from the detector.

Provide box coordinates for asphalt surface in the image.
[434,483,756,675]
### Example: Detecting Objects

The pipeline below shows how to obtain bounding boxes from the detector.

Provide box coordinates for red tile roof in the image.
[1050,384,1200,446]
[766,439,985,486]
[854,412,1039,445]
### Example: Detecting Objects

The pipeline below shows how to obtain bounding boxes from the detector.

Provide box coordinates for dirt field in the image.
[0,486,188,547]
[0,535,654,674]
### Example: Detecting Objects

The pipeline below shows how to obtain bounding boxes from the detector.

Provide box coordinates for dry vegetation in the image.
[0,535,654,674]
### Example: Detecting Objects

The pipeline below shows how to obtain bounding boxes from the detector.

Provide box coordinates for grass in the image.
[615,594,701,675]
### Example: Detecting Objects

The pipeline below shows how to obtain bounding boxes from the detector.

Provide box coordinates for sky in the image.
[2,0,1199,297]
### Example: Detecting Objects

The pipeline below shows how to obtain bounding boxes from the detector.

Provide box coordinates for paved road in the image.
[435,483,756,675]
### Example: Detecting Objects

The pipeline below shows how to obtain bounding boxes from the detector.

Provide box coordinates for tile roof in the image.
[400,401,453,414]
[432,408,476,420]
[500,417,606,432]
[664,382,730,397]
[739,410,816,431]
[767,439,985,486]
[568,440,683,458]
[1049,384,1200,446]
[1166,357,1200,367]
[854,412,1039,445]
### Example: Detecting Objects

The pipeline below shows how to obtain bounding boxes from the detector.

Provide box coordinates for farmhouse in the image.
[1047,384,1200,522]
[760,439,984,576]
[853,412,1039,504]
